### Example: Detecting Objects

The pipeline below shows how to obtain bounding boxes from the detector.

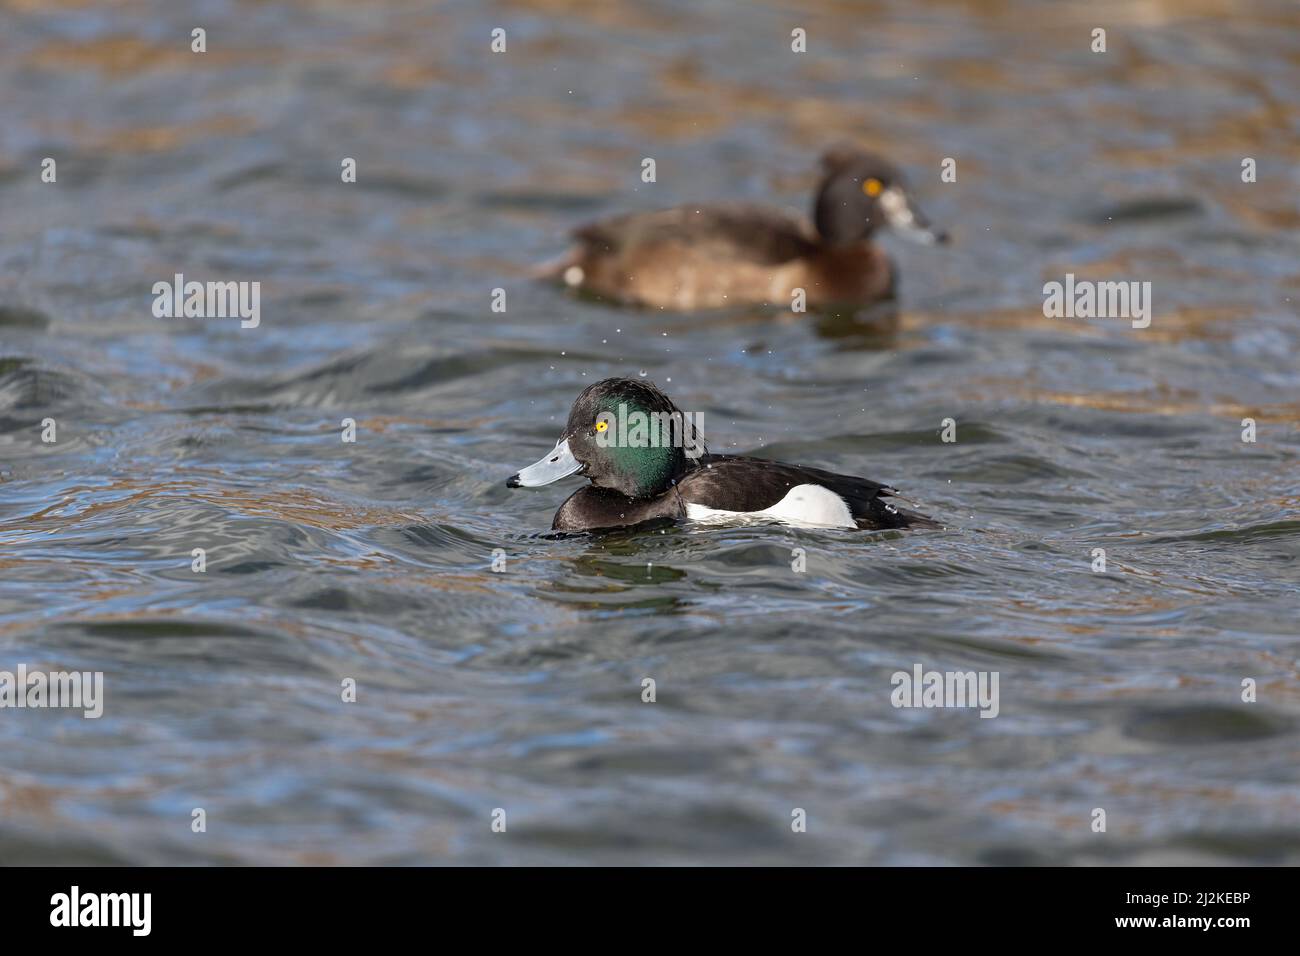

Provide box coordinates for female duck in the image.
[545,147,947,312]
[506,378,937,533]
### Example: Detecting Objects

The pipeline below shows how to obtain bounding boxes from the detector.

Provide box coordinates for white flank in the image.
[686,483,855,529]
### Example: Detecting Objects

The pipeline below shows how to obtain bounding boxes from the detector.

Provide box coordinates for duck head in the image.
[813,146,948,247]
[507,378,706,498]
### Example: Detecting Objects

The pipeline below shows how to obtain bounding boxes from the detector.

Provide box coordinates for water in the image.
[1,0,1298,865]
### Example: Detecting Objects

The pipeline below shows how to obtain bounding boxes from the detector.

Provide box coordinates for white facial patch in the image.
[686,483,855,529]
[880,186,936,244]
[879,186,914,226]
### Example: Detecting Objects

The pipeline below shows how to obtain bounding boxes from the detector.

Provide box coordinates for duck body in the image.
[507,378,937,534]
[546,147,944,312]
[557,204,895,311]
[551,453,924,532]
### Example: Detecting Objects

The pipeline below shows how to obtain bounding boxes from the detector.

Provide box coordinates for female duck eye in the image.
[595,420,609,433]
[863,178,883,198]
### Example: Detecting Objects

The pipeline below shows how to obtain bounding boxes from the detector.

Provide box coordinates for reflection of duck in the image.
[544,147,947,312]
[507,377,938,533]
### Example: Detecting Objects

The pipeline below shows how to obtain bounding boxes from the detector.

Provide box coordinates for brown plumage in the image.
[544,147,946,312]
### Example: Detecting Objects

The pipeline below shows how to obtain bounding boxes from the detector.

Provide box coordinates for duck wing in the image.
[678,455,936,530]
[574,203,818,265]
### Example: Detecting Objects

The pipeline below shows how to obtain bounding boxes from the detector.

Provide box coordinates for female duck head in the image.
[813,147,948,247]
[507,378,705,498]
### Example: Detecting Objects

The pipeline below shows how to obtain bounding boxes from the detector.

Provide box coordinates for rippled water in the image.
[1,0,1298,865]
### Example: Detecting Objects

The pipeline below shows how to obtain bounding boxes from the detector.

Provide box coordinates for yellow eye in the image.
[863,178,883,197]
[595,420,608,432]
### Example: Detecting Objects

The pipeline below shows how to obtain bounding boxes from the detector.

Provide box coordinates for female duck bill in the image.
[506,438,582,488]
[879,185,948,245]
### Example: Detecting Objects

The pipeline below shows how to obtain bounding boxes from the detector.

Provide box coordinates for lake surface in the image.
[1,0,1297,865]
